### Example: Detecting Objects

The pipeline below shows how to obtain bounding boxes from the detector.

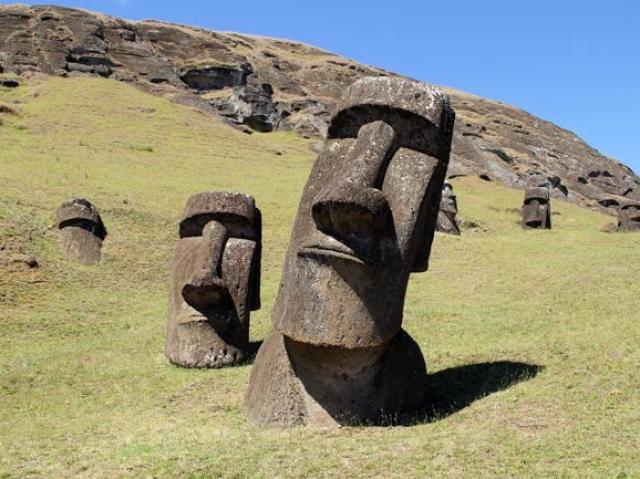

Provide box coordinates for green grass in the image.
[1,75,639,478]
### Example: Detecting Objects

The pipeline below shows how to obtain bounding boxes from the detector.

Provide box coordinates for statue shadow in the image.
[397,361,543,426]
[243,340,264,365]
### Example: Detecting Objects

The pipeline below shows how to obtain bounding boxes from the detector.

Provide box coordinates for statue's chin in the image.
[279,281,399,348]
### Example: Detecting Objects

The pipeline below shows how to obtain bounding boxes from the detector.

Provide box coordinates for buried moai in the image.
[55,199,107,264]
[245,77,455,427]
[436,181,460,235]
[522,187,551,229]
[617,201,640,232]
[165,192,261,368]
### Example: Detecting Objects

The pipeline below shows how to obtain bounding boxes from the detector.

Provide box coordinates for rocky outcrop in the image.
[0,4,637,212]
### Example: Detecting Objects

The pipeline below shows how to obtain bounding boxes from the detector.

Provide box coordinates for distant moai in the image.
[165,192,261,368]
[436,181,460,235]
[522,187,551,229]
[617,201,640,232]
[245,77,455,427]
[55,199,107,264]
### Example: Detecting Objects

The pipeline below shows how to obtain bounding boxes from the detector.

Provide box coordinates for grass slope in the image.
[1,76,638,478]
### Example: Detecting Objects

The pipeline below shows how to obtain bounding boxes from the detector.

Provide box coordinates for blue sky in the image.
[8,1,640,172]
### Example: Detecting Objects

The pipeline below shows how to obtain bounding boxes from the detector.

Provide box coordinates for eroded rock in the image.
[210,81,281,132]
[617,201,640,232]
[165,191,261,368]
[245,77,455,427]
[180,62,252,91]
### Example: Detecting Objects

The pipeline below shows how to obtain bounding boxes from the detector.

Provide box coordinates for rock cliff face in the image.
[1,4,637,211]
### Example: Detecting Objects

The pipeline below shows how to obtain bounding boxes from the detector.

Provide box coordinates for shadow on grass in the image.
[329,360,543,427]
[417,360,543,424]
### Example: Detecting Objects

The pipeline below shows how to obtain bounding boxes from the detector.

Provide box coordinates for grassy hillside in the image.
[1,76,638,478]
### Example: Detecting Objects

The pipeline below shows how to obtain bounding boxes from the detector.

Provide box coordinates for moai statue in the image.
[617,201,640,232]
[436,181,460,235]
[55,199,107,264]
[522,187,551,229]
[245,77,455,427]
[165,192,261,368]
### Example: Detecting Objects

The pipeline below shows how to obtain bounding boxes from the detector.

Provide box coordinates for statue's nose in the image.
[182,220,231,311]
[311,120,395,263]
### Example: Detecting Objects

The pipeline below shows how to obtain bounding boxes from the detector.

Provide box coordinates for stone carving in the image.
[436,181,460,235]
[617,201,640,232]
[55,199,107,264]
[165,192,261,368]
[522,187,551,229]
[245,77,455,427]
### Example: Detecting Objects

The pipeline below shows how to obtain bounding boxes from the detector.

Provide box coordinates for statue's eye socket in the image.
[179,213,256,240]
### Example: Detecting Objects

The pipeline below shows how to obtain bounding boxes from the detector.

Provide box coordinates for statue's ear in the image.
[249,208,261,311]
[411,178,443,273]
[412,108,455,272]
[411,158,451,273]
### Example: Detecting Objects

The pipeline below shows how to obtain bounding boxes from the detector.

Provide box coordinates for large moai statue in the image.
[436,181,460,235]
[245,77,455,427]
[522,187,551,229]
[617,201,640,232]
[55,199,107,264]
[165,192,261,368]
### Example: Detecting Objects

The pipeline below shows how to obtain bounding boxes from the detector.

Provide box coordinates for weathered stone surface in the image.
[617,201,640,232]
[245,77,454,427]
[179,62,252,91]
[436,182,460,236]
[166,191,261,368]
[55,198,106,264]
[522,187,551,230]
[209,80,281,132]
[0,4,637,213]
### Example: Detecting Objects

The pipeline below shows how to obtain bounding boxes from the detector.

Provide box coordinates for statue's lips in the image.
[176,311,209,324]
[298,243,367,266]
[176,305,237,325]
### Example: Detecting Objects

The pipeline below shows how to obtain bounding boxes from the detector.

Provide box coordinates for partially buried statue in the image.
[55,198,107,264]
[617,201,640,232]
[165,192,261,368]
[436,181,460,235]
[245,77,455,427]
[522,187,551,229]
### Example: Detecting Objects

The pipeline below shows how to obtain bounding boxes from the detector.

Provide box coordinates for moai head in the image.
[165,192,261,368]
[246,77,455,427]
[274,76,455,348]
[436,181,460,235]
[522,187,551,229]
[55,199,107,265]
[618,201,640,232]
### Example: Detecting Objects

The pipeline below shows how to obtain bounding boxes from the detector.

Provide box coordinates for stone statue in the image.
[165,191,261,368]
[245,77,455,427]
[436,181,460,235]
[55,198,107,264]
[617,201,640,232]
[522,187,551,229]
